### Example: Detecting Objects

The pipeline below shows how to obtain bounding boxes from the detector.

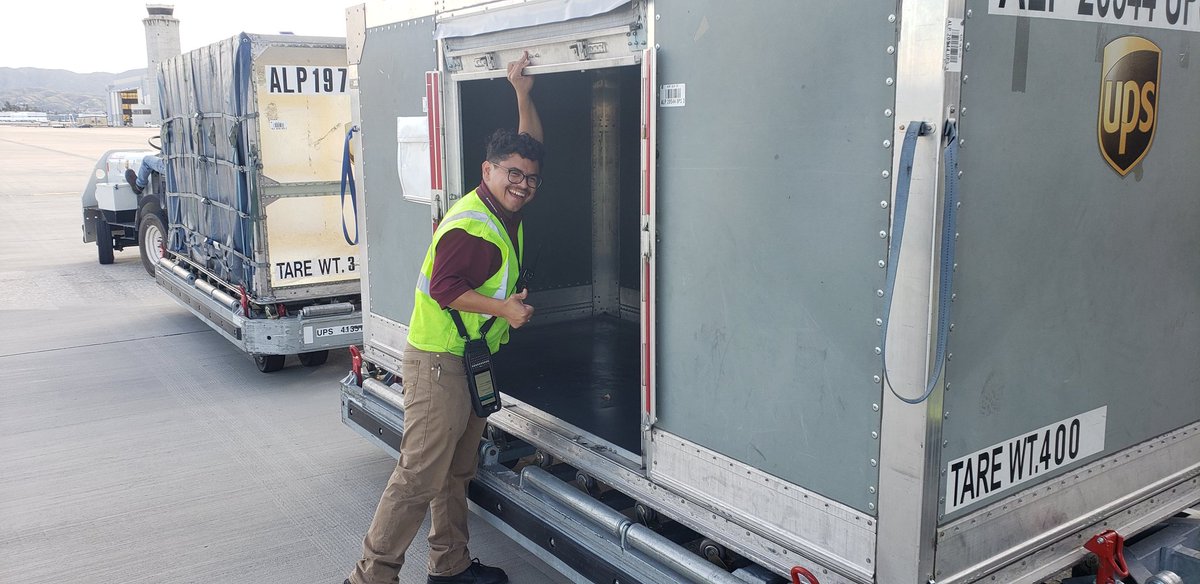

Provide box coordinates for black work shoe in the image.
[125,169,144,195]
[427,558,508,584]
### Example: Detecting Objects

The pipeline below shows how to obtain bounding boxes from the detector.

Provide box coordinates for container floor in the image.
[495,315,641,455]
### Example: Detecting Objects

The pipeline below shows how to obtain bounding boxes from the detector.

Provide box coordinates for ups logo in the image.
[1098,36,1161,176]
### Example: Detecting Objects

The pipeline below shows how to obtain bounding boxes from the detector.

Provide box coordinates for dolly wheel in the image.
[298,350,329,367]
[254,354,286,373]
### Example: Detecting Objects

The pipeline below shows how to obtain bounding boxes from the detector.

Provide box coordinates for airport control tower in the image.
[142,4,180,123]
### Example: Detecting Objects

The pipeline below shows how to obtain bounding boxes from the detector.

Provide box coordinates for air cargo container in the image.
[338,1,1200,582]
[156,33,363,372]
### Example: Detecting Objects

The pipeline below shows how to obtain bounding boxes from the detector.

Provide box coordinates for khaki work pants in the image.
[350,345,489,584]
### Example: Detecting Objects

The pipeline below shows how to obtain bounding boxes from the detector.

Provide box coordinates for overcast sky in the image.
[1,0,354,73]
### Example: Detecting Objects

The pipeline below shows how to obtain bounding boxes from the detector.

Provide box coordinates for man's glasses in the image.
[491,162,543,188]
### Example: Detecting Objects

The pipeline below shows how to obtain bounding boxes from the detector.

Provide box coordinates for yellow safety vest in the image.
[407,189,524,356]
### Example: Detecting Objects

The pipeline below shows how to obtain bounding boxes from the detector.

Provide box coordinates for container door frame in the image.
[639,46,658,446]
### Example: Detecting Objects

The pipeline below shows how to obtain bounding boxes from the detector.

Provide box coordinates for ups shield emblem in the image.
[1098,36,1161,176]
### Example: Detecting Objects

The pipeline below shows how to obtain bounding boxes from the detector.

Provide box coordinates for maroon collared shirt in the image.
[428,182,522,309]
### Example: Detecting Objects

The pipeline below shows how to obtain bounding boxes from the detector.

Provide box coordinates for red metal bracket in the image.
[348,345,363,386]
[1084,529,1129,584]
[791,566,820,584]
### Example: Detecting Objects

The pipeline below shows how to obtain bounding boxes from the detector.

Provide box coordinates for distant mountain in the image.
[0,67,146,113]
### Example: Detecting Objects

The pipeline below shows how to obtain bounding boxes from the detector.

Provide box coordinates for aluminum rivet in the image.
[949,323,955,332]
[870,459,878,467]
[874,347,882,355]
[869,503,876,510]
[871,431,879,439]
[943,440,949,447]
[655,14,660,20]
[875,318,883,326]
[876,289,884,297]
[883,139,892,148]
[872,377,880,385]
[655,44,661,50]
[880,200,889,209]
[963,74,969,83]
[959,139,965,147]
[884,108,893,118]
[872,403,880,412]
[882,170,891,179]
[878,260,886,268]
[888,14,896,23]
[869,486,877,494]
[958,170,964,178]
[953,263,958,271]
[879,230,887,238]
[947,353,953,361]
[945,411,950,419]
[899,124,906,131]
[951,293,957,301]
[886,46,895,55]
[967,9,973,17]
[885,77,894,86]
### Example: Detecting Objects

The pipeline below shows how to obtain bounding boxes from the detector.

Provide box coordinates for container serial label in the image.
[266,65,349,94]
[660,84,685,107]
[944,406,1107,513]
[990,0,1200,33]
[945,18,964,73]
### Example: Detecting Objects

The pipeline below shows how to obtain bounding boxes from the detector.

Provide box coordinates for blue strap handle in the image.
[340,126,360,246]
[881,121,960,405]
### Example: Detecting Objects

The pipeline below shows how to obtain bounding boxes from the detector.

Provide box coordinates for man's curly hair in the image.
[485,128,545,164]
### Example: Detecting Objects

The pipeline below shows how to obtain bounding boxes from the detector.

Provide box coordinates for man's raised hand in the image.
[507,51,534,95]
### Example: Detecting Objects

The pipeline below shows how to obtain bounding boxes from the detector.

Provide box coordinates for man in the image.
[346,51,543,584]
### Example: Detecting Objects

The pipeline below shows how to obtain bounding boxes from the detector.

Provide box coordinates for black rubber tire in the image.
[297,350,329,367]
[97,220,114,265]
[254,354,286,373]
[137,211,166,277]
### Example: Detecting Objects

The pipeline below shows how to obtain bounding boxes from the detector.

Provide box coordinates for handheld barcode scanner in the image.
[449,311,501,417]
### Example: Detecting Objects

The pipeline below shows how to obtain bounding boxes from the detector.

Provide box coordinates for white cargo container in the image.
[156,33,363,372]
[339,2,1200,582]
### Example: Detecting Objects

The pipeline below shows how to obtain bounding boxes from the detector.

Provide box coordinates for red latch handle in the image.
[237,284,249,316]
[791,566,820,584]
[348,345,363,386]
[1084,529,1129,584]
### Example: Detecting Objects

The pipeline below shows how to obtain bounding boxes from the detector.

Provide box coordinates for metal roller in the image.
[520,466,629,537]
[170,263,193,283]
[194,279,216,295]
[624,523,745,584]
[211,288,239,312]
[300,302,356,318]
[363,378,406,414]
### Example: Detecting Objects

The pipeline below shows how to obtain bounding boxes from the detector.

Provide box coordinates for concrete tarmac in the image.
[0,126,571,584]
